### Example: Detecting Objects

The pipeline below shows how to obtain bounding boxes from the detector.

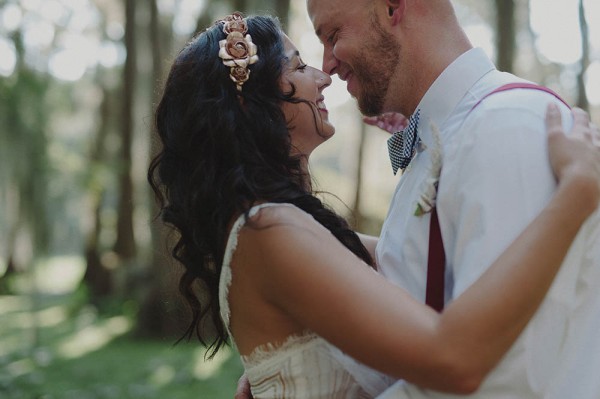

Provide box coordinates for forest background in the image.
[0,0,599,398]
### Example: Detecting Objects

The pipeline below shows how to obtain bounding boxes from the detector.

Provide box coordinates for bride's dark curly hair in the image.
[148,15,373,358]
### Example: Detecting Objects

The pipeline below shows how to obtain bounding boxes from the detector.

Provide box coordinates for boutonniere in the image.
[414,122,443,216]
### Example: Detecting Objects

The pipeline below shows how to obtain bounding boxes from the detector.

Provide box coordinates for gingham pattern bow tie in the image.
[387,109,420,175]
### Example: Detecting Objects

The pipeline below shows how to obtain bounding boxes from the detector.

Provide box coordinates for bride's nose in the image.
[317,70,332,90]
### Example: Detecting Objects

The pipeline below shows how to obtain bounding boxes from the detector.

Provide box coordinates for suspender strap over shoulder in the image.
[470,82,570,112]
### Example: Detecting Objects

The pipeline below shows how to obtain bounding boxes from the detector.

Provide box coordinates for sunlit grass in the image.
[0,294,244,399]
[193,346,233,380]
[0,294,29,314]
[0,257,244,399]
[57,315,131,359]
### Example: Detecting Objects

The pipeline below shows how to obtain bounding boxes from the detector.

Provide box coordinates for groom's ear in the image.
[385,0,406,26]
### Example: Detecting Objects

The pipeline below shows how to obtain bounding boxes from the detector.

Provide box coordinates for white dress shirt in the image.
[376,48,600,398]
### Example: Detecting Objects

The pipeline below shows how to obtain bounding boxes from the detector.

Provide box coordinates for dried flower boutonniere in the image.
[414,122,443,216]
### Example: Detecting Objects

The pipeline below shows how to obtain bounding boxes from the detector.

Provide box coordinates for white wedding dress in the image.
[219,203,396,398]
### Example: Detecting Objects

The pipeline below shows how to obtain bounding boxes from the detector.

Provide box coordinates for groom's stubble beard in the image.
[354,17,401,116]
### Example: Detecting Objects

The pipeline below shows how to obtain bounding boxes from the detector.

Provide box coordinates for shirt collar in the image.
[416,48,495,136]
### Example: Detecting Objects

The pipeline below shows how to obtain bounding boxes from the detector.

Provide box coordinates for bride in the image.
[148,13,600,398]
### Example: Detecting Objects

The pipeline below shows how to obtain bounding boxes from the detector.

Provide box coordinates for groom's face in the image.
[307,0,400,116]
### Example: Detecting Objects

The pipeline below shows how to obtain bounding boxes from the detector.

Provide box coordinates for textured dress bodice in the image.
[219,203,395,398]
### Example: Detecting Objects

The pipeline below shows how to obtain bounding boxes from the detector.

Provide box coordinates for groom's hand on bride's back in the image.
[234,374,253,399]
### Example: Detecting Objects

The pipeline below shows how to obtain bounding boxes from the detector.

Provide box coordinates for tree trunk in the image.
[495,0,516,73]
[82,86,113,300]
[0,190,20,293]
[196,0,214,34]
[136,0,188,339]
[232,0,247,13]
[83,192,113,300]
[113,0,137,260]
[576,0,589,111]
[275,0,291,31]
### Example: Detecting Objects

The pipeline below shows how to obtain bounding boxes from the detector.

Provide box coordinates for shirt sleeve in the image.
[439,95,571,297]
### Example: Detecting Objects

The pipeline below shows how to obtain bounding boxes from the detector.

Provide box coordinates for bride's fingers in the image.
[571,107,593,141]
[363,115,393,132]
[590,122,600,147]
[572,107,590,125]
[545,103,565,140]
[545,104,600,183]
[363,112,409,134]
[363,116,380,126]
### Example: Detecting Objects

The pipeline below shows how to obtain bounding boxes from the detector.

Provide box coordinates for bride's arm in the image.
[248,106,600,394]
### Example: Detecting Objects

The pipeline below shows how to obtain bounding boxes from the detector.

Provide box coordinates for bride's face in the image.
[280,35,334,157]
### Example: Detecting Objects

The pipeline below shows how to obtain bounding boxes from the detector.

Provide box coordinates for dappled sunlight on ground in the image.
[0,295,38,357]
[36,305,69,328]
[7,305,68,332]
[57,315,131,359]
[0,294,29,314]
[144,347,236,388]
[4,357,35,379]
[193,346,233,380]
[149,363,177,387]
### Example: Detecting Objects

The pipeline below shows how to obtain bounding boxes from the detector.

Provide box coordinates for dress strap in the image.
[218,202,297,334]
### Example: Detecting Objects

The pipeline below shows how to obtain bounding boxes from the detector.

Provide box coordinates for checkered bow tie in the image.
[387,109,421,175]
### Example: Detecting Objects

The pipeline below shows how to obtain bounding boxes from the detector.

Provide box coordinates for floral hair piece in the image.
[218,12,259,92]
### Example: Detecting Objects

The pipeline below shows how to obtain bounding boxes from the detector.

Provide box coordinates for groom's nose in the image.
[322,46,338,76]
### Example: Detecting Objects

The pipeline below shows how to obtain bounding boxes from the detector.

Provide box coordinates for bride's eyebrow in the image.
[285,50,301,61]
[284,50,302,65]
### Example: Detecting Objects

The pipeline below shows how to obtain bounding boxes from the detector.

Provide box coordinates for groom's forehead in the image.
[307,0,368,25]
[307,0,367,13]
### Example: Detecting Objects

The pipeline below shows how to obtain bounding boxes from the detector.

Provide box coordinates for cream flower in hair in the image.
[218,33,258,68]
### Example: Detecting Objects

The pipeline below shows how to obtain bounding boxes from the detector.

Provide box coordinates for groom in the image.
[304,0,600,398]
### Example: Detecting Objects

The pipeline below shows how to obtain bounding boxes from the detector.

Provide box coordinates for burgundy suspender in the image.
[424,82,569,313]
[425,208,445,312]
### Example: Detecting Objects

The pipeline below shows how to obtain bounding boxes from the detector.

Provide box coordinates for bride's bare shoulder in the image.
[247,204,322,230]
[240,203,332,251]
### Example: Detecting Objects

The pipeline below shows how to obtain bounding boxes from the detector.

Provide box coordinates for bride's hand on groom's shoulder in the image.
[363,112,408,135]
[546,104,600,213]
